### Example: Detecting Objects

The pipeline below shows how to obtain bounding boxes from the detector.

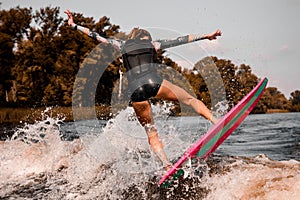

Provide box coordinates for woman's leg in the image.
[156,80,218,124]
[131,100,171,168]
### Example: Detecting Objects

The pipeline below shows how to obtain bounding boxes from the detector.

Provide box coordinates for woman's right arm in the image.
[64,10,109,44]
[64,10,123,49]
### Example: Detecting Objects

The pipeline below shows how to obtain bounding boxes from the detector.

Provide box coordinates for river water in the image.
[0,108,299,199]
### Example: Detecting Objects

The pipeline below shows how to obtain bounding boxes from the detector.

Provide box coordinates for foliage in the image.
[290,90,300,112]
[1,6,120,107]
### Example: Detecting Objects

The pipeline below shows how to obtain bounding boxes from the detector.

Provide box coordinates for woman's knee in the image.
[132,101,151,115]
[132,101,152,126]
[132,101,149,109]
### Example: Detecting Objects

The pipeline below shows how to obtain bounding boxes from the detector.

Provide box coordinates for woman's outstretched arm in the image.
[64,10,110,44]
[154,29,222,50]
[64,9,124,49]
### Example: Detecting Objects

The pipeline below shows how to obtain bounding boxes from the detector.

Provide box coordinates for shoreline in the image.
[0,106,111,124]
[266,109,290,114]
[0,107,295,125]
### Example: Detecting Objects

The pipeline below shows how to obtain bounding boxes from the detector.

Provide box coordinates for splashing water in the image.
[0,105,194,199]
[0,108,299,199]
[213,99,229,118]
[204,155,300,200]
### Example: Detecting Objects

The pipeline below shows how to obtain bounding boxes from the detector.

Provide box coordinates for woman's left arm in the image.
[154,29,222,50]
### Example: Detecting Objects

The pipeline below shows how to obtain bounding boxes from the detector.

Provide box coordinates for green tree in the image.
[290,90,300,112]
[236,64,258,97]
[64,12,122,106]
[0,7,32,105]
[254,91,269,114]
[212,57,240,107]
[262,87,290,111]
[0,32,14,103]
[0,6,32,43]
[192,56,221,108]
[43,9,97,106]
[9,7,122,107]
[12,7,64,106]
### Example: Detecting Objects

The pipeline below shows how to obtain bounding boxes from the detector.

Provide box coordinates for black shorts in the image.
[128,72,163,102]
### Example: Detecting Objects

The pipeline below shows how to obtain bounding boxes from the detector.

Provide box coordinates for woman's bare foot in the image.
[211,116,220,125]
[163,162,172,171]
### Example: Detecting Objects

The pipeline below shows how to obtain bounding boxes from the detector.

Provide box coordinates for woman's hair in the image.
[128,28,152,40]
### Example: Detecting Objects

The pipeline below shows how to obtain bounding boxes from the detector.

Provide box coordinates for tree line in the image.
[1,6,299,114]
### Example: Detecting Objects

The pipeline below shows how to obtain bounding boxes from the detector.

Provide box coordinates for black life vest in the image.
[122,39,157,74]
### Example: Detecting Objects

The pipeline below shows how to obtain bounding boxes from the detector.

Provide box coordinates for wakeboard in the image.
[159,77,268,187]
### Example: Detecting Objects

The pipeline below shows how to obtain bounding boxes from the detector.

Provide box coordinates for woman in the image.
[65,10,221,169]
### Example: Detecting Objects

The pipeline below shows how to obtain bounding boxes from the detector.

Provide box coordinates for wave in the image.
[0,108,299,199]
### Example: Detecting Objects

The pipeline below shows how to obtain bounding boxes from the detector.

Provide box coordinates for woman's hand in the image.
[64,9,74,26]
[205,29,222,40]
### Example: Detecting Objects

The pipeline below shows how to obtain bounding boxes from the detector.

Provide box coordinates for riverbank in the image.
[0,106,294,124]
[266,109,290,113]
[0,106,111,124]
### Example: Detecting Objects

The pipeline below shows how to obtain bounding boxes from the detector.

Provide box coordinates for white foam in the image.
[204,157,300,200]
[2,107,298,199]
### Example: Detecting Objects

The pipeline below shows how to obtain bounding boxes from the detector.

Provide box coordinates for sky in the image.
[2,0,300,98]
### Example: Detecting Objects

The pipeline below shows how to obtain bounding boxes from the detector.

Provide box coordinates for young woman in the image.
[65,10,222,169]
